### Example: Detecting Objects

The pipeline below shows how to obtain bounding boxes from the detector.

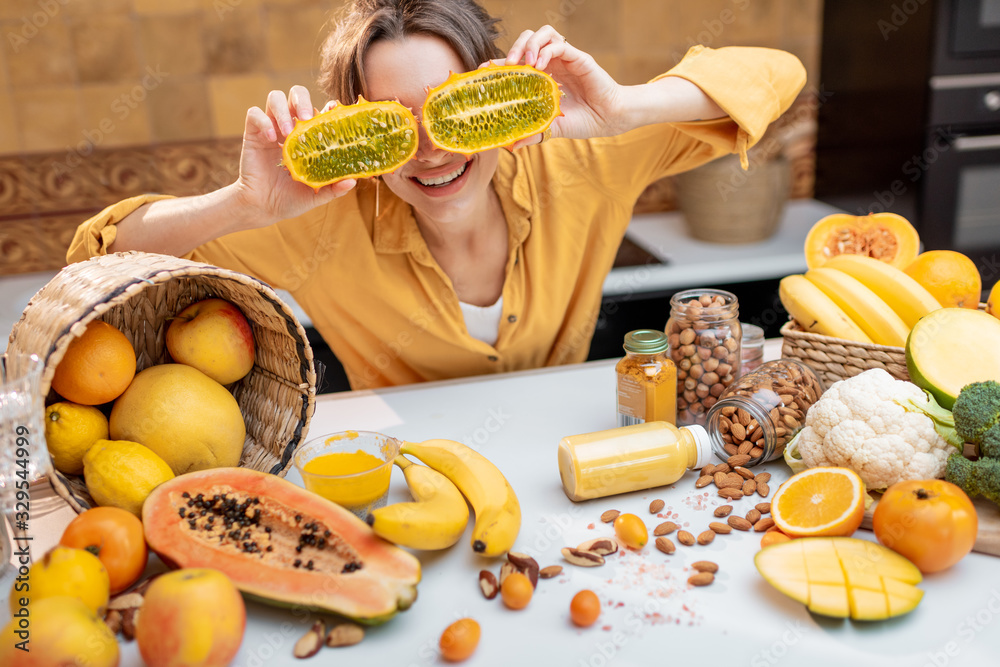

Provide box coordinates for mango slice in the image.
[755,537,923,620]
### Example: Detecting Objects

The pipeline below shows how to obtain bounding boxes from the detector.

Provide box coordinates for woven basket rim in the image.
[779,320,905,353]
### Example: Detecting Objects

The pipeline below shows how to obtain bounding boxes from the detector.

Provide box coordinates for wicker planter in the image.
[6,252,317,513]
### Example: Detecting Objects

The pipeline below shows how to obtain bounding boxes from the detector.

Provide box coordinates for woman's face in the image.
[364,34,500,224]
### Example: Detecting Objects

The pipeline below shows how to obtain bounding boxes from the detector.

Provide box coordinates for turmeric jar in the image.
[615,330,677,427]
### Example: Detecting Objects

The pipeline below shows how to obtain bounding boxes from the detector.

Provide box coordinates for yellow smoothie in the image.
[302,450,391,510]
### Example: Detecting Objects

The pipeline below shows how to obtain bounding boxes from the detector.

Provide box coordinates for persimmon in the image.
[873,479,978,573]
[60,507,148,594]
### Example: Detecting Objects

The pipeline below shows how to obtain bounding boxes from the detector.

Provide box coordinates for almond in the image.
[708,521,732,534]
[754,517,776,533]
[727,454,751,468]
[539,565,563,579]
[737,408,752,426]
[691,560,719,573]
[713,471,728,487]
[737,440,753,456]
[676,530,696,546]
[718,475,742,490]
[653,521,678,536]
[730,422,746,441]
[576,537,618,556]
[755,472,772,484]
[294,621,325,658]
[688,572,715,586]
[755,502,771,514]
[600,509,620,523]
[326,622,364,648]
[649,499,665,514]
[727,516,753,531]
[745,509,762,525]
[742,479,757,496]
[655,537,676,555]
[733,466,755,480]
[713,505,733,518]
[695,475,713,488]
[697,530,716,545]
[757,482,771,497]
[701,463,717,477]
[478,570,499,599]
[714,463,731,474]
[718,487,744,500]
[561,547,605,567]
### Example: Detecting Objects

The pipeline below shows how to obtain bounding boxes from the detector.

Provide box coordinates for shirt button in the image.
[488,355,499,362]
[508,315,517,323]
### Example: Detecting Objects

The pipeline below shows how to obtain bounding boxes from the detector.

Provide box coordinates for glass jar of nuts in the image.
[704,359,824,466]
[667,289,742,427]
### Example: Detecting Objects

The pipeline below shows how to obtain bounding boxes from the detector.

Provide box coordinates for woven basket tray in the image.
[6,252,317,513]
[780,303,990,387]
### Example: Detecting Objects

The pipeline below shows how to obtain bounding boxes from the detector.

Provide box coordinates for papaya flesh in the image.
[421,64,562,154]
[142,467,421,625]
[804,212,920,270]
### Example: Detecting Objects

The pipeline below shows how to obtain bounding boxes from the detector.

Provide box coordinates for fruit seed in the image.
[649,499,665,514]
[326,622,364,648]
[688,572,715,586]
[691,560,719,573]
[478,570,499,599]
[697,530,715,545]
[655,537,676,554]
[714,505,733,517]
[561,547,605,567]
[539,565,563,579]
[653,521,678,536]
[727,516,753,531]
[677,530,696,546]
[601,509,620,523]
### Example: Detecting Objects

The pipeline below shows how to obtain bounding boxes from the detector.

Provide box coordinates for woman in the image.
[68,0,806,390]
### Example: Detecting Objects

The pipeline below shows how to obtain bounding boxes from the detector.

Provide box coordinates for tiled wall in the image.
[0,0,821,274]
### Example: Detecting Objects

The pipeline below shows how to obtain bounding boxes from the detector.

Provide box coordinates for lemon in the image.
[83,439,174,516]
[44,402,110,475]
[8,546,110,617]
[0,596,119,667]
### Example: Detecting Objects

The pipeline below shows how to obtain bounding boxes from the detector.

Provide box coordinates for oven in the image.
[919,0,1000,257]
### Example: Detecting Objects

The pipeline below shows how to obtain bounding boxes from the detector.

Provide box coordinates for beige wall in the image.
[0,0,821,154]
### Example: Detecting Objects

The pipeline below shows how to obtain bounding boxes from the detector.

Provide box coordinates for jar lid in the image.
[623,329,669,354]
[683,424,714,469]
[741,323,765,344]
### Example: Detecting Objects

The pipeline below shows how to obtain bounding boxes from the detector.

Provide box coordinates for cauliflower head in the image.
[795,369,955,490]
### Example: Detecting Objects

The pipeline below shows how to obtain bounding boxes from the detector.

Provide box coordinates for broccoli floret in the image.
[982,421,1000,460]
[946,453,1000,508]
[952,380,1000,445]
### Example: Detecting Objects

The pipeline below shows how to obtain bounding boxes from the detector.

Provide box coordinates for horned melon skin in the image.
[281,97,419,188]
[421,64,562,154]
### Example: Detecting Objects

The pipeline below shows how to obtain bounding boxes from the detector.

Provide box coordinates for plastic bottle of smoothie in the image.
[557,421,712,502]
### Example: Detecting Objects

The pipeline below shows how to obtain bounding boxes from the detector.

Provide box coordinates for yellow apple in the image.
[755,537,924,621]
[166,298,255,385]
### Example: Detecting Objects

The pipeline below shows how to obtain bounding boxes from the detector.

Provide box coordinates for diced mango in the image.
[843,565,882,592]
[808,583,850,618]
[883,577,924,617]
[769,577,810,605]
[848,587,889,621]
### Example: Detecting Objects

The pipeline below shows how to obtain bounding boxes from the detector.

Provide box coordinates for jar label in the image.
[617,374,645,426]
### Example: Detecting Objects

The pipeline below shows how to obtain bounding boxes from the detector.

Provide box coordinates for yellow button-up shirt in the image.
[68,46,806,389]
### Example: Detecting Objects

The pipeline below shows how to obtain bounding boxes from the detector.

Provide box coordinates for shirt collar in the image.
[371,149,535,255]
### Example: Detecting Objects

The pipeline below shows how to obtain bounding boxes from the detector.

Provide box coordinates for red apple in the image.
[166,298,255,385]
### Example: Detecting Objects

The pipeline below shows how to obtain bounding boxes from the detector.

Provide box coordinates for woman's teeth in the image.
[415,162,467,187]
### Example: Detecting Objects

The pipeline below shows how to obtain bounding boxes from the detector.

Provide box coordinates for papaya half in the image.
[804,212,920,270]
[142,467,421,625]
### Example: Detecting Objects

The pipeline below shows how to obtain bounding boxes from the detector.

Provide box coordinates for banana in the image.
[779,274,873,343]
[804,267,910,346]
[823,254,941,328]
[399,439,520,557]
[367,456,470,550]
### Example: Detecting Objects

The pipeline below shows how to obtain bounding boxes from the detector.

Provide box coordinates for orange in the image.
[51,320,136,405]
[771,467,866,538]
[988,281,999,319]
[904,250,982,309]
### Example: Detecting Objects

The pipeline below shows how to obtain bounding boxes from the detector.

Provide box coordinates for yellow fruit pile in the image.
[782,213,992,345]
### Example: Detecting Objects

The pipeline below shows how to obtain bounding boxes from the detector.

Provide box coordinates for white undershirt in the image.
[459,296,503,346]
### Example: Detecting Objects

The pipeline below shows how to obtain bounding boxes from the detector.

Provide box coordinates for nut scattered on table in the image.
[655,537,676,554]
[745,509,762,525]
[755,502,771,514]
[649,499,665,514]
[714,505,733,518]
[708,521,732,535]
[677,530,696,546]
[691,561,719,573]
[653,521,678,536]
[479,570,499,599]
[697,530,716,545]
[727,516,753,531]
[688,572,715,587]
[562,547,605,567]
[539,565,563,579]
[294,620,325,659]
[326,623,364,648]
[576,537,618,556]
[600,509,620,523]
[754,517,776,533]
[507,551,540,588]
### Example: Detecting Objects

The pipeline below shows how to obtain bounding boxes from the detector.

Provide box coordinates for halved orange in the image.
[421,64,561,154]
[771,467,866,538]
[281,97,419,189]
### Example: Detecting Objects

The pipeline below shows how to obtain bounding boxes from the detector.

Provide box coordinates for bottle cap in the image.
[623,329,669,354]
[684,424,713,469]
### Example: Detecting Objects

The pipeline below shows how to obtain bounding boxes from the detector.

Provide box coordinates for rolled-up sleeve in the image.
[66,194,174,264]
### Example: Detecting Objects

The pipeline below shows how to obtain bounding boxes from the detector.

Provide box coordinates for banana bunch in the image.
[780,254,941,346]
[368,439,521,557]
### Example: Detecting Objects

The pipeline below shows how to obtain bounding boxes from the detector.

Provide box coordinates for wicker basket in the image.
[780,303,990,387]
[5,252,317,513]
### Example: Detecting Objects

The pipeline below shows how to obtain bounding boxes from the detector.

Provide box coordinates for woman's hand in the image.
[233,86,357,229]
[500,26,627,145]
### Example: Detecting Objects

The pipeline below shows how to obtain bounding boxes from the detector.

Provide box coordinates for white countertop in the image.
[3,354,995,666]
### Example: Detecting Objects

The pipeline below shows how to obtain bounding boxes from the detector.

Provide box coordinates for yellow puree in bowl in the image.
[302,450,389,508]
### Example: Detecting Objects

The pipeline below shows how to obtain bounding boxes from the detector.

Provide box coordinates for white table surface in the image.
[4,350,997,667]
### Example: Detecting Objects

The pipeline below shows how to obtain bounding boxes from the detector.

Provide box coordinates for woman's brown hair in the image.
[318,0,504,105]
